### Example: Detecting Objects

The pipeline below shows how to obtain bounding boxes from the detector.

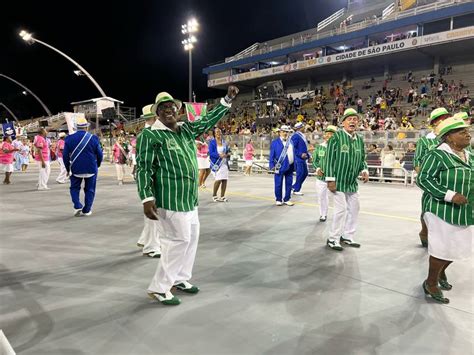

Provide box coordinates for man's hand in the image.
[301,153,308,159]
[327,181,337,193]
[316,169,324,177]
[144,201,159,220]
[414,166,420,174]
[41,161,46,169]
[452,193,469,205]
[361,171,369,183]
[227,85,239,100]
[219,153,226,158]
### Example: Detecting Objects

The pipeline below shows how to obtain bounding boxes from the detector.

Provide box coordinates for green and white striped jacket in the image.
[417,143,473,226]
[413,133,439,169]
[136,99,230,212]
[312,142,327,181]
[323,129,368,192]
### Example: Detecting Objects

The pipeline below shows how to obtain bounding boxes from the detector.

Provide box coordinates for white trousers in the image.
[329,192,360,242]
[56,157,68,183]
[37,161,51,189]
[115,164,126,181]
[316,179,329,217]
[137,216,161,254]
[148,208,200,294]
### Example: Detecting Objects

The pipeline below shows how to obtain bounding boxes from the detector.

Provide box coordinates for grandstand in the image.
[203,0,474,100]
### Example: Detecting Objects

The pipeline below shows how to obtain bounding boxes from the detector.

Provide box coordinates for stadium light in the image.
[181,19,199,102]
[19,30,107,98]
[0,73,52,117]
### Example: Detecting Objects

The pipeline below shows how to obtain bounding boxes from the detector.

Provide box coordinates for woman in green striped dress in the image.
[417,117,473,304]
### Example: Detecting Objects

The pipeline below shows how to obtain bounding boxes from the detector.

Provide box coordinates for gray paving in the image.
[0,164,473,355]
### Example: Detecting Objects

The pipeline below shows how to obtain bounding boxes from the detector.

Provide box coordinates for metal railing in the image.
[223,0,470,63]
[382,2,396,19]
[226,43,260,63]
[23,112,65,132]
[317,8,346,32]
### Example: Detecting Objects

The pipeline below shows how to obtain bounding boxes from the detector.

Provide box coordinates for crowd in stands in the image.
[214,68,471,137]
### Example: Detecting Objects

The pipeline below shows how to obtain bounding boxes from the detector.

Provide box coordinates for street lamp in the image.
[19,30,107,98]
[181,18,199,102]
[0,102,19,122]
[0,73,52,117]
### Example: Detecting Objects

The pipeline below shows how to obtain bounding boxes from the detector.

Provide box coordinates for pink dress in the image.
[0,142,15,164]
[196,140,209,170]
[33,135,50,162]
[244,143,254,161]
[56,140,65,159]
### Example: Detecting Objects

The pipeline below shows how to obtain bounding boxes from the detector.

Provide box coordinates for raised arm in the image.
[186,86,239,138]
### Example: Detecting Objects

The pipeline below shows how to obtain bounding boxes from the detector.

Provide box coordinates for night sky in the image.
[2,0,345,120]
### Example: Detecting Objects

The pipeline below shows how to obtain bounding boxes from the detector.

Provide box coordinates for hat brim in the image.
[341,113,360,122]
[428,113,450,124]
[76,123,90,128]
[141,113,156,119]
[437,121,470,138]
[151,99,182,115]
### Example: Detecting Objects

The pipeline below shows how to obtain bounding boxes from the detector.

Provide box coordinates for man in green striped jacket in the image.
[323,108,369,251]
[453,111,473,154]
[136,86,239,305]
[414,107,451,247]
[312,125,337,222]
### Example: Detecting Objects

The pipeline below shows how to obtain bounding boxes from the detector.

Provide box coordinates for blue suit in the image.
[269,138,294,202]
[63,131,103,214]
[291,132,309,192]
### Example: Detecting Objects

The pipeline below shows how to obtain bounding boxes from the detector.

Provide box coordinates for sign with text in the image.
[208,26,474,87]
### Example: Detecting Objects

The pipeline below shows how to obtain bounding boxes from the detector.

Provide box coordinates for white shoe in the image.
[73,208,82,217]
[293,191,304,196]
[275,201,283,206]
[148,291,181,306]
[284,201,295,206]
[327,239,343,251]
[82,211,92,216]
[38,187,51,191]
[143,250,161,258]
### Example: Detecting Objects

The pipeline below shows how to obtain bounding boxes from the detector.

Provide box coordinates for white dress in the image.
[424,212,473,261]
[212,145,229,180]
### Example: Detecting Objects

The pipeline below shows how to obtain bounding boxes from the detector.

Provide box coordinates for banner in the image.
[208,26,474,87]
[2,122,15,139]
[184,102,208,122]
[64,112,86,134]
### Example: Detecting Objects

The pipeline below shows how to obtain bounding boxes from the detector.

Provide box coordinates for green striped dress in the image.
[417,145,473,226]
[136,101,230,212]
[312,143,327,181]
[413,134,439,169]
[323,130,368,192]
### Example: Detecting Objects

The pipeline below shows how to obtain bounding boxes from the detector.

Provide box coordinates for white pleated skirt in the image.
[424,212,473,261]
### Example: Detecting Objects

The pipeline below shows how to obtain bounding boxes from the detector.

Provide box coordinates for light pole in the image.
[0,102,19,122]
[19,30,107,98]
[181,18,198,102]
[0,74,52,117]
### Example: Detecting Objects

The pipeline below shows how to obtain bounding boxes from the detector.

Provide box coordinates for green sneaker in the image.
[438,278,452,291]
[174,281,200,294]
[340,237,361,248]
[148,291,181,305]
